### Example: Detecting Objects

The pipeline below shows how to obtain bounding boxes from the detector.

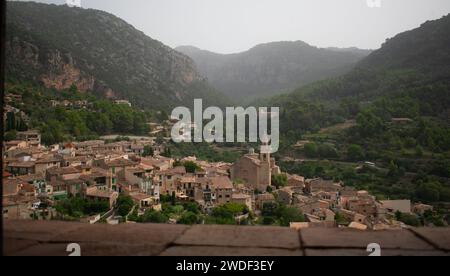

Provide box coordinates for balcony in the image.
[3,220,449,256]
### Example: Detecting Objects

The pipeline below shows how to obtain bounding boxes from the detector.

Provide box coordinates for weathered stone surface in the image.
[4,221,187,256]
[160,246,303,256]
[305,249,448,257]
[3,220,84,242]
[409,228,450,251]
[51,223,188,246]
[3,238,40,255]
[4,220,450,256]
[12,243,69,256]
[174,225,301,249]
[76,243,167,256]
[305,249,369,257]
[300,228,434,250]
[12,242,166,256]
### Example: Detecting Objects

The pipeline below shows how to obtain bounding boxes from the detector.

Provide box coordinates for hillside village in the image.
[2,129,436,230]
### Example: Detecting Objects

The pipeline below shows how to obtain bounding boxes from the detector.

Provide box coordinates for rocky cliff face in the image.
[5,2,228,109]
[7,36,100,93]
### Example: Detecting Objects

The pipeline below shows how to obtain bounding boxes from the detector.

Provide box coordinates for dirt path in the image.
[319,120,356,134]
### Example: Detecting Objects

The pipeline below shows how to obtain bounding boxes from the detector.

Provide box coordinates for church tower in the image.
[258,137,272,191]
[260,134,271,163]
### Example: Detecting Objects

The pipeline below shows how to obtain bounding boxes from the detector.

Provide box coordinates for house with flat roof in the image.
[380,200,412,214]
[17,130,41,147]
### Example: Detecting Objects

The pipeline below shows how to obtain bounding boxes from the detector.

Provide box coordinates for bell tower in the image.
[260,143,270,163]
[259,135,272,191]
[259,134,271,163]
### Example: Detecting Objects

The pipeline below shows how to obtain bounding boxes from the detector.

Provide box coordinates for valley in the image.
[177,43,371,103]
[3,2,450,230]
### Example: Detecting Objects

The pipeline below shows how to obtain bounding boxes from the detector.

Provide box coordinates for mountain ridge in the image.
[5,1,230,110]
[265,14,450,141]
[176,41,372,103]
[285,14,450,103]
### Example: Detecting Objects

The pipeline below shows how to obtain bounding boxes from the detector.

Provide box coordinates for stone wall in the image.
[4,220,449,256]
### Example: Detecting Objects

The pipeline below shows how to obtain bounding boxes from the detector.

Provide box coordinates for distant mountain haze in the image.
[307,13,450,102]
[359,16,450,73]
[5,2,231,110]
[269,14,450,132]
[176,42,371,103]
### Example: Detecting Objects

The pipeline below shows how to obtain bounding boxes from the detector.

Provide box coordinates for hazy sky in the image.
[12,0,450,53]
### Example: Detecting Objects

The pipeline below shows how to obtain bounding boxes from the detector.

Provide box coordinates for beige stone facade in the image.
[231,148,279,192]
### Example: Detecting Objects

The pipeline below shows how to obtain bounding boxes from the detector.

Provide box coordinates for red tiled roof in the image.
[20,183,36,193]
[8,162,35,168]
[47,166,81,175]
[86,187,116,199]
[106,158,137,168]
[64,142,75,148]
[131,193,153,201]
[210,176,233,190]
[162,166,186,176]
[5,140,26,146]
[3,179,23,196]
[3,171,12,178]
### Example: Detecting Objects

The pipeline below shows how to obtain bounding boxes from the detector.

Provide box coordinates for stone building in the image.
[232,193,253,212]
[255,193,275,211]
[157,166,186,195]
[17,130,41,148]
[345,191,378,218]
[231,147,280,192]
[213,176,234,206]
[304,178,343,195]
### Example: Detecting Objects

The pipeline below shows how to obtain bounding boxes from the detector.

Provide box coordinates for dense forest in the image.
[5,2,230,110]
[4,81,150,145]
[267,14,450,137]
[263,14,450,207]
